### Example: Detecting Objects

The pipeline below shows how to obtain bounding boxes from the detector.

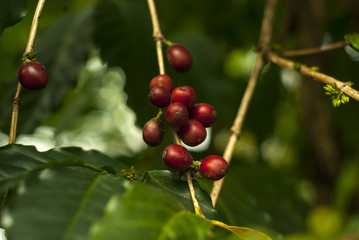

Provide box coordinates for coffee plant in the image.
[1,0,359,240]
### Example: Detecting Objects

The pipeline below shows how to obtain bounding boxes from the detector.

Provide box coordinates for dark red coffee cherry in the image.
[190,103,217,128]
[162,144,192,171]
[171,86,196,110]
[149,74,174,94]
[148,86,171,108]
[165,102,188,128]
[200,155,228,181]
[18,61,48,90]
[142,118,164,146]
[166,44,193,73]
[178,120,207,147]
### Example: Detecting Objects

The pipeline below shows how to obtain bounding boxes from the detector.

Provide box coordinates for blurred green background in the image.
[1,0,359,239]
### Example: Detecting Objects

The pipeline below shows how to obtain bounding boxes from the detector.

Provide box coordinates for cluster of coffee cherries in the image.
[142,43,229,181]
[18,59,48,90]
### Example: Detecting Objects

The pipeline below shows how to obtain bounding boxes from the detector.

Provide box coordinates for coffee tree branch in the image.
[280,40,348,57]
[210,0,278,207]
[9,0,46,144]
[267,52,359,102]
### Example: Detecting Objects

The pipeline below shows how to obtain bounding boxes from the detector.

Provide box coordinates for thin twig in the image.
[210,0,278,207]
[147,0,165,75]
[268,52,359,101]
[8,0,46,144]
[147,0,203,216]
[280,40,347,57]
[8,83,22,144]
[4,0,46,209]
[173,132,181,145]
[186,171,204,216]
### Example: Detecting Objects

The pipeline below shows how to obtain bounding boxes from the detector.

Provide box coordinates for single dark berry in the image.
[190,103,217,127]
[162,144,192,171]
[18,61,48,90]
[148,86,171,108]
[149,74,174,94]
[171,86,196,110]
[200,155,228,181]
[142,118,164,146]
[165,102,188,128]
[166,44,193,73]
[178,119,207,146]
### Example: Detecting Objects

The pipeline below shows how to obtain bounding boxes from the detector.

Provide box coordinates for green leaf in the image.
[212,220,272,240]
[345,33,359,51]
[0,144,127,193]
[0,0,27,38]
[158,211,213,240]
[145,170,217,219]
[323,84,336,94]
[90,183,188,240]
[0,5,95,134]
[4,167,128,240]
[216,163,308,235]
[323,83,350,107]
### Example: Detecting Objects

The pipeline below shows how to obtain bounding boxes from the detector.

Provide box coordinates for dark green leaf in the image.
[4,167,127,240]
[145,170,217,219]
[345,33,359,51]
[158,211,213,240]
[90,183,187,240]
[0,144,127,192]
[93,0,156,127]
[0,0,27,38]
[216,162,308,236]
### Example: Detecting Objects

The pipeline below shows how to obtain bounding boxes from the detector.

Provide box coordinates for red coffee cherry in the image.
[142,118,164,146]
[171,86,196,110]
[18,61,48,90]
[149,74,174,94]
[148,86,171,108]
[166,44,193,73]
[165,102,188,128]
[200,155,228,181]
[190,103,217,127]
[178,120,207,147]
[162,144,192,171]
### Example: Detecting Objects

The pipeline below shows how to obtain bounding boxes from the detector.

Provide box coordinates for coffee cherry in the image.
[190,103,217,127]
[148,86,171,108]
[18,61,48,90]
[165,102,188,128]
[149,74,174,94]
[178,120,207,147]
[142,118,164,146]
[200,155,228,180]
[171,86,196,110]
[166,44,193,73]
[162,144,192,171]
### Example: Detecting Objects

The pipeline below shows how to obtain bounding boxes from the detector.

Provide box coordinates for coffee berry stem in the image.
[156,108,163,119]
[22,51,37,63]
[173,132,181,145]
[147,0,204,216]
[162,39,172,46]
[185,171,204,217]
[9,0,46,144]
